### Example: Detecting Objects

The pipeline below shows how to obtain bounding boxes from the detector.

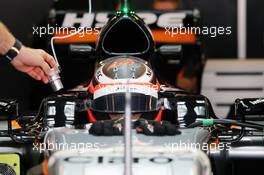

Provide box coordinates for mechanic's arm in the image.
[0,22,57,84]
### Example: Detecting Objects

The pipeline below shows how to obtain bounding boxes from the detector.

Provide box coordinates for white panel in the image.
[202,74,264,88]
[211,106,231,119]
[202,90,264,104]
[204,60,264,72]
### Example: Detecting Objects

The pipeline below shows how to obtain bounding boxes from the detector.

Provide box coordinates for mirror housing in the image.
[235,98,264,121]
[236,98,264,115]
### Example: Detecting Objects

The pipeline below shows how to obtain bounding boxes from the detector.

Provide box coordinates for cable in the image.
[8,96,54,143]
[88,0,92,14]
[123,0,128,7]
[50,0,93,68]
[188,119,264,131]
[244,121,264,127]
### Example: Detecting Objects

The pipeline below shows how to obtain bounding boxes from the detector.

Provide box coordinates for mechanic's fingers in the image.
[33,67,44,78]
[40,61,53,76]
[42,76,49,84]
[43,52,57,68]
[27,70,41,81]
[38,49,57,68]
[33,67,49,84]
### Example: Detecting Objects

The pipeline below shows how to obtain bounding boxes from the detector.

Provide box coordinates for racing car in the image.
[0,2,264,175]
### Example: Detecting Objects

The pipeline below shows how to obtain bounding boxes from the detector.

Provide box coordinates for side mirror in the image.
[69,44,95,59]
[236,98,264,115]
[157,45,183,65]
[158,93,213,126]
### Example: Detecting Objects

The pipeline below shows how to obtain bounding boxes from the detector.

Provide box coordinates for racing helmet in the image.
[88,56,160,114]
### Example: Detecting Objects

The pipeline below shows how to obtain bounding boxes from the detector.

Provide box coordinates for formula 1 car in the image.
[1,2,264,175]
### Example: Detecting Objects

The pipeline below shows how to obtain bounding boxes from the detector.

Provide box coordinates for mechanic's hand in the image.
[10,46,57,84]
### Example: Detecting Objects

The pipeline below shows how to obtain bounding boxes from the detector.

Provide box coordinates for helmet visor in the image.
[91,93,158,113]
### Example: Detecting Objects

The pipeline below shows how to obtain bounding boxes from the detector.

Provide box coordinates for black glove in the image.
[89,120,123,136]
[135,119,181,136]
